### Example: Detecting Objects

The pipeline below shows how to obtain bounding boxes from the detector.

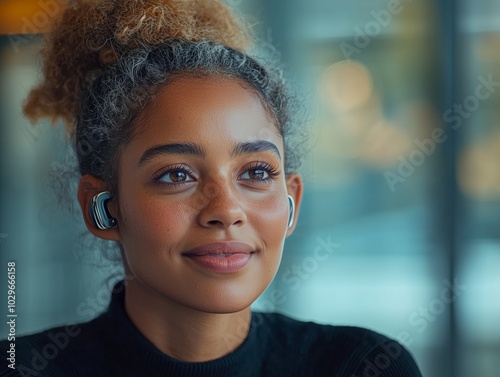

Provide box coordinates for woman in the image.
[1,0,422,376]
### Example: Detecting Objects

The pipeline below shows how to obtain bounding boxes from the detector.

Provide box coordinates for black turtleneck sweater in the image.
[1,282,422,377]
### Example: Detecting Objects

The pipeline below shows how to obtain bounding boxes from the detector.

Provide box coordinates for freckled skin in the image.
[78,75,303,361]
[118,76,294,312]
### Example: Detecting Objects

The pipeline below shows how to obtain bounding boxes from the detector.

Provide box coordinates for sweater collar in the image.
[99,280,265,377]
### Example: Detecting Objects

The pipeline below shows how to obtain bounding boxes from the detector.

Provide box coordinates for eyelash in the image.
[239,161,281,184]
[152,162,281,187]
[153,164,195,186]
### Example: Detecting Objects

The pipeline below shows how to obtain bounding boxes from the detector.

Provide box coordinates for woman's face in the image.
[111,75,301,313]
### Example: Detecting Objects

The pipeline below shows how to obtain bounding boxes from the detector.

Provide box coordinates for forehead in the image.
[131,75,282,148]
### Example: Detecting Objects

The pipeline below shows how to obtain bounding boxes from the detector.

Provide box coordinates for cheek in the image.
[119,193,192,247]
[251,195,289,245]
[248,195,289,288]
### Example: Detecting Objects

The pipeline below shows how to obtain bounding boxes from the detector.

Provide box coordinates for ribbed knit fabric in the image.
[1,282,423,377]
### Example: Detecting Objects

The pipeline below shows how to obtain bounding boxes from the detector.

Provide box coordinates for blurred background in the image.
[0,1,499,376]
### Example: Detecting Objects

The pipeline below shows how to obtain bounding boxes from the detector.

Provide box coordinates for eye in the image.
[153,165,195,185]
[239,162,280,183]
[240,168,269,180]
[161,170,192,183]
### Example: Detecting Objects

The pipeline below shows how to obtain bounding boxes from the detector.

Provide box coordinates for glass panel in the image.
[456,1,500,376]
[248,1,448,376]
[1,1,499,376]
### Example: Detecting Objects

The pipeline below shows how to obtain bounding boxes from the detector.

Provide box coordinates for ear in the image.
[77,174,121,242]
[285,173,303,236]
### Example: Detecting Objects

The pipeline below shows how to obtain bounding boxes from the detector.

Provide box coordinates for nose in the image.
[196,181,247,228]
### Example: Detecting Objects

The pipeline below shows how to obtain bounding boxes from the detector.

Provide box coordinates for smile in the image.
[182,241,255,273]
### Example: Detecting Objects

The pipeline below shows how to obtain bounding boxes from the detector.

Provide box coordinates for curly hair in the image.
[24,0,306,199]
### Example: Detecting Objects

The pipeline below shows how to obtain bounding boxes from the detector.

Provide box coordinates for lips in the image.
[183,241,254,256]
[182,241,255,273]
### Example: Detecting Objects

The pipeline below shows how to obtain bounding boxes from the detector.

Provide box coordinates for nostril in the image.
[207,219,224,226]
[206,218,244,227]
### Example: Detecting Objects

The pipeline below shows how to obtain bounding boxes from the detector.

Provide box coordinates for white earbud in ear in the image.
[287,195,295,229]
[89,191,117,230]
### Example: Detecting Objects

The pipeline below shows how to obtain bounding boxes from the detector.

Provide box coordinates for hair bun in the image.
[23,0,252,133]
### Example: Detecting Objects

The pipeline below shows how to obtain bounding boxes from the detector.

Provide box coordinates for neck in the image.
[124,279,252,362]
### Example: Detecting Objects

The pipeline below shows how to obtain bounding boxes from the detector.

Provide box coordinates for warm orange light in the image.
[319,60,374,112]
[458,131,500,200]
[0,0,67,35]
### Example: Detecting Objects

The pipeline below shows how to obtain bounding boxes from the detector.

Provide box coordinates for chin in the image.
[186,284,265,314]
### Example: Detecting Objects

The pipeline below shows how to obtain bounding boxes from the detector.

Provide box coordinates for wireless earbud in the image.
[89,191,117,230]
[287,195,295,229]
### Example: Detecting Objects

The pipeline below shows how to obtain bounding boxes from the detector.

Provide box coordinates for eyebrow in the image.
[138,140,281,166]
[230,140,281,159]
[138,143,205,166]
